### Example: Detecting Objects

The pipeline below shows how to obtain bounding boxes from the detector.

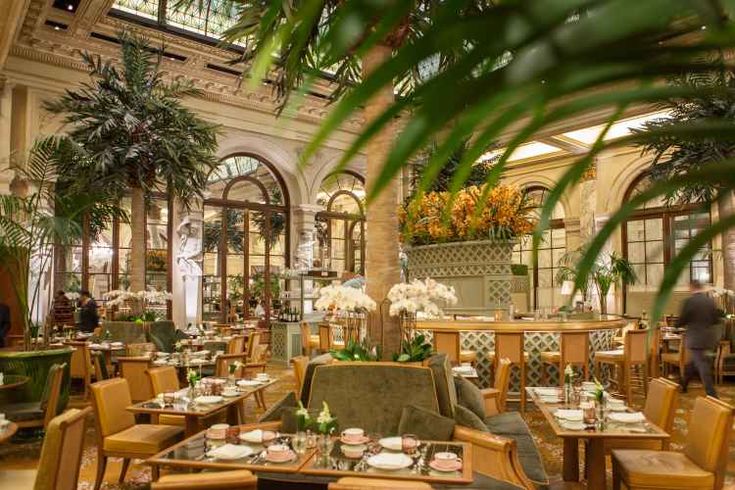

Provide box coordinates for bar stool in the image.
[494,332,529,412]
[539,331,590,385]
[594,329,648,401]
[432,330,478,365]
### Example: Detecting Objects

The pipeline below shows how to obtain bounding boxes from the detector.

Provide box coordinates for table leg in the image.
[226,403,240,425]
[562,438,579,482]
[185,416,200,438]
[585,438,606,490]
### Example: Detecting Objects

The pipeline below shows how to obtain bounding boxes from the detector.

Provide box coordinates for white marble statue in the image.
[177,215,203,324]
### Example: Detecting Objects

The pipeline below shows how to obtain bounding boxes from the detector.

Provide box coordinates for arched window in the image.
[315,171,366,274]
[623,174,711,302]
[202,155,289,323]
[512,186,566,309]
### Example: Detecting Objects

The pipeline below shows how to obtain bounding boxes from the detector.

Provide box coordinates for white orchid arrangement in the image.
[387,277,458,317]
[104,289,173,308]
[314,284,376,313]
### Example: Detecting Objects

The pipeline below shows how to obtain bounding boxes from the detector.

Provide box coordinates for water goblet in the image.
[401,434,419,456]
[292,432,307,455]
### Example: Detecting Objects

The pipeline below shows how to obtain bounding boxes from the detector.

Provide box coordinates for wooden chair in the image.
[91,350,110,381]
[152,470,257,489]
[300,321,319,357]
[215,353,249,377]
[227,335,245,354]
[612,396,734,490]
[66,341,92,399]
[32,407,91,490]
[494,332,529,412]
[318,323,345,351]
[118,357,154,402]
[480,357,512,416]
[715,339,735,384]
[5,363,66,429]
[594,329,648,402]
[329,477,431,489]
[661,332,688,380]
[601,377,678,455]
[126,342,156,357]
[540,331,590,385]
[432,330,478,365]
[245,331,261,362]
[146,366,185,427]
[90,378,184,490]
[648,326,661,378]
[291,355,309,399]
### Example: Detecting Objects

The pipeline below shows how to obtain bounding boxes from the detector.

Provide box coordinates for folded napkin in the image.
[609,412,646,423]
[534,387,560,396]
[554,409,583,421]
[208,443,253,460]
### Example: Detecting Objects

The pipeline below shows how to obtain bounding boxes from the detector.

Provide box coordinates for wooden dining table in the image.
[127,377,278,437]
[527,386,669,490]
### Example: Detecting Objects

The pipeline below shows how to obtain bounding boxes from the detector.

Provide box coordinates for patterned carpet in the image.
[1,364,734,489]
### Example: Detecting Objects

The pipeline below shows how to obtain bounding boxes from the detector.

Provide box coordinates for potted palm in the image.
[45,30,219,306]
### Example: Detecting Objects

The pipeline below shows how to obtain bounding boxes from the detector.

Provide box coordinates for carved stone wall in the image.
[406,240,514,314]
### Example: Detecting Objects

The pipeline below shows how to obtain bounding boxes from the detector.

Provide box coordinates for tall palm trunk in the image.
[719,190,735,291]
[362,45,401,356]
[130,186,146,302]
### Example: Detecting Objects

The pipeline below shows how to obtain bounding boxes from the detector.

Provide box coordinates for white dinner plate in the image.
[208,444,253,460]
[378,437,403,451]
[366,453,413,471]
[194,395,223,404]
[608,412,646,424]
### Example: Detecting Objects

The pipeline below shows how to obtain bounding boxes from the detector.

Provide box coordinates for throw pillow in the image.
[454,375,486,419]
[453,403,489,433]
[397,404,456,441]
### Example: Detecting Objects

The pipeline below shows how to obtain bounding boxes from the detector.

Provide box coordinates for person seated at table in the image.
[79,290,99,333]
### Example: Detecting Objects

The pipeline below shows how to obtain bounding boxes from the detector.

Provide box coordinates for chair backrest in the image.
[328,477,431,489]
[103,321,147,344]
[215,353,248,377]
[33,407,91,490]
[227,335,245,354]
[683,396,734,482]
[90,378,136,438]
[66,341,89,380]
[41,363,67,428]
[300,322,312,353]
[127,342,156,357]
[319,323,333,351]
[433,331,461,365]
[643,377,678,431]
[147,321,177,353]
[251,344,268,364]
[493,357,512,413]
[246,331,261,360]
[291,355,309,398]
[495,332,524,364]
[625,329,648,364]
[308,363,439,435]
[560,331,589,366]
[147,366,180,395]
[118,357,154,402]
[91,350,109,381]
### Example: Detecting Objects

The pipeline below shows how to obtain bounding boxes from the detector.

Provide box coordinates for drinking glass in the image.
[163,392,175,407]
[401,434,419,456]
[292,432,307,455]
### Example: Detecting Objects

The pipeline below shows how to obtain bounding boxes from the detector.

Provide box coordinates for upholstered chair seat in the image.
[151,469,257,489]
[329,477,432,489]
[613,450,715,488]
[102,424,182,455]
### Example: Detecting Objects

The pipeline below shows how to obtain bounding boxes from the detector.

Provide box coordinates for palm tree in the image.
[0,137,115,349]
[637,68,735,291]
[232,0,735,325]
[45,31,220,297]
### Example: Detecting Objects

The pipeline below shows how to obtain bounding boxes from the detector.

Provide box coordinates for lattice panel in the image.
[270,323,288,361]
[419,328,617,389]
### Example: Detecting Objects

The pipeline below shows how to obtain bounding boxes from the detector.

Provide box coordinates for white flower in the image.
[316,401,334,425]
[387,277,458,318]
[314,285,376,313]
[65,292,80,301]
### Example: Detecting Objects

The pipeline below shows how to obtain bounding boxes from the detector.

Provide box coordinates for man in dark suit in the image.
[0,302,10,348]
[79,290,99,334]
[677,280,719,397]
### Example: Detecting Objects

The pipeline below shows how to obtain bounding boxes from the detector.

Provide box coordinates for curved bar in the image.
[416,316,630,389]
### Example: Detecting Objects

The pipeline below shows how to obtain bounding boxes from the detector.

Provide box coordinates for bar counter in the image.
[416,314,629,388]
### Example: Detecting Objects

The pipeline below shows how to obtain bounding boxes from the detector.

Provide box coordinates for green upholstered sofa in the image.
[260,357,540,489]
[102,321,148,344]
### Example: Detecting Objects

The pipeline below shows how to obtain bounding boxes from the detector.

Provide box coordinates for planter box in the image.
[0,347,73,411]
[406,240,514,314]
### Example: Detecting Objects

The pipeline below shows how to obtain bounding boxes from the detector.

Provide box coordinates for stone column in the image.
[0,76,13,194]
[171,199,204,328]
[563,217,582,252]
[578,159,598,243]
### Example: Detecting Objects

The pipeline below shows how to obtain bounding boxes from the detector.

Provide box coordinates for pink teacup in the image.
[266,444,290,460]
[433,451,461,469]
[341,428,364,443]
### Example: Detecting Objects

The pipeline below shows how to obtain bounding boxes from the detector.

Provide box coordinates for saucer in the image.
[265,449,296,463]
[429,459,463,472]
[340,435,370,445]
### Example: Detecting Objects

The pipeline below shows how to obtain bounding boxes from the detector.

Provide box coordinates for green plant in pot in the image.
[392,334,434,363]
[330,338,381,362]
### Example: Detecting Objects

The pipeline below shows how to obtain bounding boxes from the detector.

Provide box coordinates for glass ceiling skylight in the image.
[479,141,562,164]
[563,111,670,145]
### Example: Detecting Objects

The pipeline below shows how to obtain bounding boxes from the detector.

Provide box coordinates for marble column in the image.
[0,76,13,194]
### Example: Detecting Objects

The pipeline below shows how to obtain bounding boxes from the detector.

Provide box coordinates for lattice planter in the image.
[406,240,514,315]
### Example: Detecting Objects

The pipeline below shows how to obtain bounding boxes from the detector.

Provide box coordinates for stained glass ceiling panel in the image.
[113,0,159,21]
[165,0,240,40]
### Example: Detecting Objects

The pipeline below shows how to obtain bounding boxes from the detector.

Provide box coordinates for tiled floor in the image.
[1,363,734,489]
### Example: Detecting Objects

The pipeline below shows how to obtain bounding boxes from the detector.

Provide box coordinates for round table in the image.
[0,374,29,391]
[0,422,18,443]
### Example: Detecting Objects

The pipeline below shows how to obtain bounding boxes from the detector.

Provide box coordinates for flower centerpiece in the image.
[103,289,173,322]
[315,284,376,344]
[228,360,243,380]
[315,401,338,435]
[387,277,458,339]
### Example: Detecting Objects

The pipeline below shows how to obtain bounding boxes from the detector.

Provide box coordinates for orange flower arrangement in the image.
[400,184,534,245]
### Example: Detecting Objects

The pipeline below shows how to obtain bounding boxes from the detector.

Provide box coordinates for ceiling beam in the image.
[0,0,32,69]
[539,135,590,155]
